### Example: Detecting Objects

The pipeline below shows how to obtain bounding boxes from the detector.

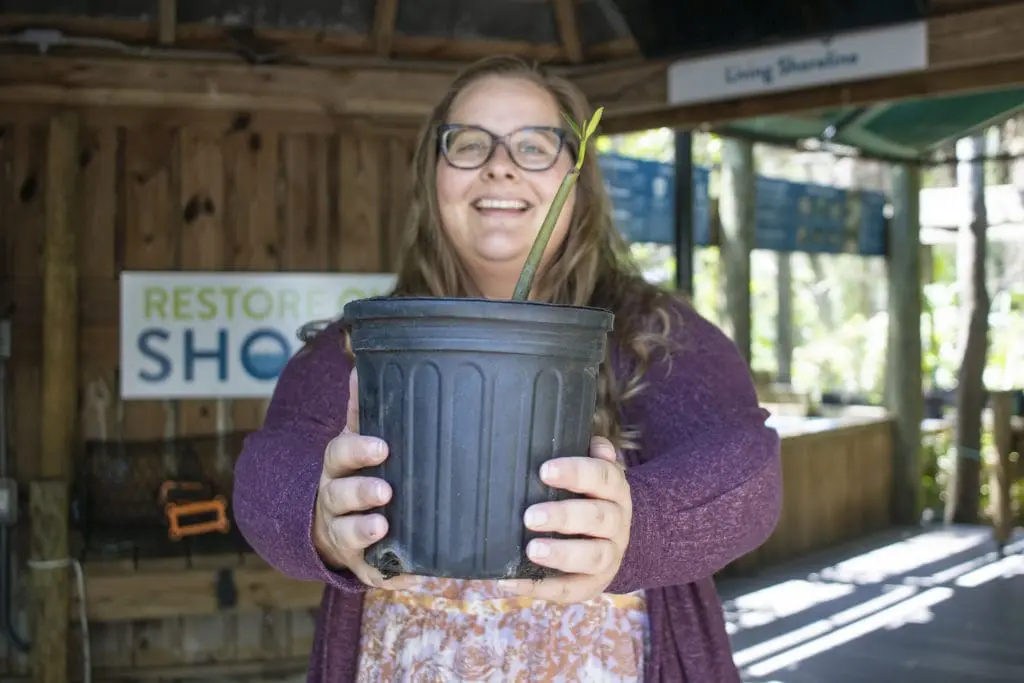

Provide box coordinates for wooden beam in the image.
[0,2,1021,125]
[582,1,1024,132]
[719,138,754,367]
[30,481,71,683]
[0,56,457,118]
[552,0,584,64]
[595,56,1024,134]
[157,0,176,46]
[371,0,400,58]
[885,164,923,526]
[31,109,79,683]
[989,391,1015,551]
[81,557,325,622]
[40,109,79,481]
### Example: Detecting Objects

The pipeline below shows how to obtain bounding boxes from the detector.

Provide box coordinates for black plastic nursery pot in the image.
[342,296,615,580]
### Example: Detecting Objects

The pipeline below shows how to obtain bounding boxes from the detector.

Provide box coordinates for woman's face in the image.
[436,75,575,298]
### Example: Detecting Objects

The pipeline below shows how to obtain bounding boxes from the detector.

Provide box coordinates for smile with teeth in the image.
[473,198,531,211]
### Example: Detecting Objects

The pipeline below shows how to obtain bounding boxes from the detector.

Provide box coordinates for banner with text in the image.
[120,271,397,400]
[667,22,927,106]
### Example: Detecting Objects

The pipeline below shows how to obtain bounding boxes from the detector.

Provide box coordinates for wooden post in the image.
[776,253,793,383]
[989,391,1014,552]
[29,482,70,683]
[945,134,991,525]
[885,164,923,525]
[31,110,79,683]
[719,138,754,366]
[673,131,694,296]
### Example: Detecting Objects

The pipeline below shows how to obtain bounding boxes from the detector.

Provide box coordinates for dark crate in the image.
[73,432,254,560]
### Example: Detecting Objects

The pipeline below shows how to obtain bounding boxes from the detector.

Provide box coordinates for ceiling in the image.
[1,0,1023,161]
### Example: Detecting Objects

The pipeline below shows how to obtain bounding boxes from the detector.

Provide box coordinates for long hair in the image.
[361,55,680,452]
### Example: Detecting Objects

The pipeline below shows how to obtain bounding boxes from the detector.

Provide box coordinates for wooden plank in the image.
[988,391,1015,549]
[175,126,239,666]
[552,0,584,64]
[0,14,638,64]
[885,165,923,525]
[0,56,458,118]
[4,4,1022,129]
[118,124,184,669]
[718,138,753,366]
[337,133,383,272]
[371,0,400,58]
[157,0,176,46]
[39,111,79,480]
[381,137,414,270]
[2,121,43,680]
[31,111,78,683]
[280,135,331,272]
[29,481,71,683]
[81,560,325,622]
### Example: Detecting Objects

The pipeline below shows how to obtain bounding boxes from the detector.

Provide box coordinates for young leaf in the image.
[585,107,605,139]
[561,111,582,139]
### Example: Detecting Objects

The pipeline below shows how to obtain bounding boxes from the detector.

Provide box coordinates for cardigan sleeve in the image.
[606,302,783,594]
[231,321,368,594]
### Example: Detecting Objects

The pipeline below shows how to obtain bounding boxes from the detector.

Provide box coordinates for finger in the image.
[321,476,391,516]
[346,367,360,432]
[526,537,618,576]
[524,498,621,539]
[499,575,591,603]
[589,436,619,464]
[541,456,627,502]
[328,512,388,552]
[324,432,387,478]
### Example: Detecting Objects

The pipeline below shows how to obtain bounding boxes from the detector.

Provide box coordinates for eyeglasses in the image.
[437,124,573,172]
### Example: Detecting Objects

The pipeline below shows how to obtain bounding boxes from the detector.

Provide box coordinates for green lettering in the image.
[222,286,240,319]
[173,287,192,320]
[196,287,217,320]
[242,287,273,320]
[143,287,168,319]
[280,288,300,319]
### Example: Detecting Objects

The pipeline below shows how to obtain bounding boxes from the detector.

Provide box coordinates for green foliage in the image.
[602,126,1024,525]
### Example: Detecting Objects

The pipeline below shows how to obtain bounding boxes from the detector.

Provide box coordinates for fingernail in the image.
[540,462,558,480]
[374,481,389,502]
[367,517,385,538]
[528,540,549,559]
[524,508,547,527]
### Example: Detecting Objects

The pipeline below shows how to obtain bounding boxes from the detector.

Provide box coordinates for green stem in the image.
[511,169,580,301]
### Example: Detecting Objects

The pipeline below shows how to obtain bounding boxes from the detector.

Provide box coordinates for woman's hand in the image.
[499,436,632,603]
[311,369,415,590]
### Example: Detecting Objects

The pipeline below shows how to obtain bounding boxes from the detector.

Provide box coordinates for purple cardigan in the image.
[233,300,782,682]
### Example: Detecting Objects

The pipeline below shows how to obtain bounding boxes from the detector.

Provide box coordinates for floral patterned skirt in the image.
[356,577,649,682]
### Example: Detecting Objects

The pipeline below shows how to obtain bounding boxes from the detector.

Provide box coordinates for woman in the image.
[233,55,782,682]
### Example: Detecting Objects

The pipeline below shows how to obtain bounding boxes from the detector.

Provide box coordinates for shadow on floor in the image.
[718,525,1024,683]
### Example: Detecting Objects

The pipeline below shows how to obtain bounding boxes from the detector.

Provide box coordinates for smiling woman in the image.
[434,75,577,299]
[232,54,783,683]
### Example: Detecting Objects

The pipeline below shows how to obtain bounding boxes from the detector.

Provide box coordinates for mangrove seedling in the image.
[511,106,604,301]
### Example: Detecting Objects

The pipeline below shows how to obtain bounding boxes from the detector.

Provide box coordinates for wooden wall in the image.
[0,107,417,679]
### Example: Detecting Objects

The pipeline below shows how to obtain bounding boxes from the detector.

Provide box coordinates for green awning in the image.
[718,87,1024,161]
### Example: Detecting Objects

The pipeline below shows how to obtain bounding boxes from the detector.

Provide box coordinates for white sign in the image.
[120,271,397,399]
[667,22,928,106]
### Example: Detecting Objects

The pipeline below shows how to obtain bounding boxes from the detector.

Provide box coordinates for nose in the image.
[481,143,518,180]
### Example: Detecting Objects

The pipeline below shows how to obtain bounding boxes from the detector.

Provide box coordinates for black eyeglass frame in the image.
[436,123,578,172]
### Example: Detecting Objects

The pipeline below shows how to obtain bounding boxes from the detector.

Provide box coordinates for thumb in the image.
[346,367,360,433]
[589,436,619,464]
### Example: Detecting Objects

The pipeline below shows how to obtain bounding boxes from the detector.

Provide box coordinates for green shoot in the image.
[511,106,604,301]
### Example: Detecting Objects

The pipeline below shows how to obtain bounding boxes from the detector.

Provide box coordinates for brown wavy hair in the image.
[350,54,680,452]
